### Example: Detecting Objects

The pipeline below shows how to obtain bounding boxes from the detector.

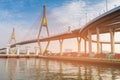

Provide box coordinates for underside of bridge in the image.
[80,6,120,54]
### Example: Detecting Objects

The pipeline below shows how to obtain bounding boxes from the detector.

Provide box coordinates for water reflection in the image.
[0,58,120,80]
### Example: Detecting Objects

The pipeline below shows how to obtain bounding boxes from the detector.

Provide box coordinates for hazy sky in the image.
[0,0,120,53]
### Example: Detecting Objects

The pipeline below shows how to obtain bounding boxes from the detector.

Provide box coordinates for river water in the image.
[0,58,120,80]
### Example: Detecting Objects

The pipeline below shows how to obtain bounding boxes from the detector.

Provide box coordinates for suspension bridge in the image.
[1,5,120,65]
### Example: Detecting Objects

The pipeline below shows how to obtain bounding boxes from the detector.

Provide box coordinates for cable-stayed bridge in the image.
[1,5,120,59]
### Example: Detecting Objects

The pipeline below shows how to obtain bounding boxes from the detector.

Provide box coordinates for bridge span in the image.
[1,5,120,60]
[12,5,120,54]
[10,29,80,47]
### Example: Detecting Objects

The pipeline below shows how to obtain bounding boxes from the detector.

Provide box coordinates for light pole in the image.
[106,0,108,11]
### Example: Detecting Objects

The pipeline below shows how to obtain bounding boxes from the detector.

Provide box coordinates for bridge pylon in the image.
[9,28,17,54]
[37,5,50,55]
[9,27,16,44]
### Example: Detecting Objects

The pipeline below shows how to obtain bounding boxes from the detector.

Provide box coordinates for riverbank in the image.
[1,54,120,66]
[0,54,38,58]
[39,55,120,66]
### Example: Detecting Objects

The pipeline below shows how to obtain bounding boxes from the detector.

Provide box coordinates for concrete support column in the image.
[16,45,20,56]
[109,28,115,54]
[88,30,92,54]
[27,49,30,56]
[6,46,10,56]
[59,39,63,56]
[77,37,81,53]
[84,39,87,53]
[39,43,42,55]
[35,47,39,56]
[96,27,101,54]
[100,43,102,53]
[26,46,30,56]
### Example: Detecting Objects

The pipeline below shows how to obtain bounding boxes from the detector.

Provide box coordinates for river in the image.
[0,58,120,80]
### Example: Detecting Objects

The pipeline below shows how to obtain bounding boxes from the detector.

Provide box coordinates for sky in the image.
[0,0,120,53]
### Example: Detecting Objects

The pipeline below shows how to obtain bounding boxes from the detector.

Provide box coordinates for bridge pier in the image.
[59,39,63,56]
[100,43,102,53]
[37,5,50,56]
[39,43,42,55]
[88,30,92,54]
[84,39,87,53]
[96,27,101,54]
[6,44,10,56]
[26,46,30,57]
[16,45,20,57]
[77,37,81,53]
[110,28,115,54]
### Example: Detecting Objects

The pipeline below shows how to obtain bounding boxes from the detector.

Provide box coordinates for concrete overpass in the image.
[80,5,120,54]
[80,5,120,39]
[1,5,120,55]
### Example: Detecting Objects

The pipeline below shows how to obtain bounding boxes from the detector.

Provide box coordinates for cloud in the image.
[0,0,120,52]
[47,0,120,33]
[47,0,86,32]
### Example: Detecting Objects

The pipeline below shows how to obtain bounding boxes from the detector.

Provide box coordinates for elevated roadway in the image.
[80,6,120,39]
[10,29,80,47]
[1,6,120,50]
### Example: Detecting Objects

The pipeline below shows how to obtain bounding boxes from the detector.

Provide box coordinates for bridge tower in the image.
[37,5,50,55]
[9,28,16,44]
[9,28,17,54]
